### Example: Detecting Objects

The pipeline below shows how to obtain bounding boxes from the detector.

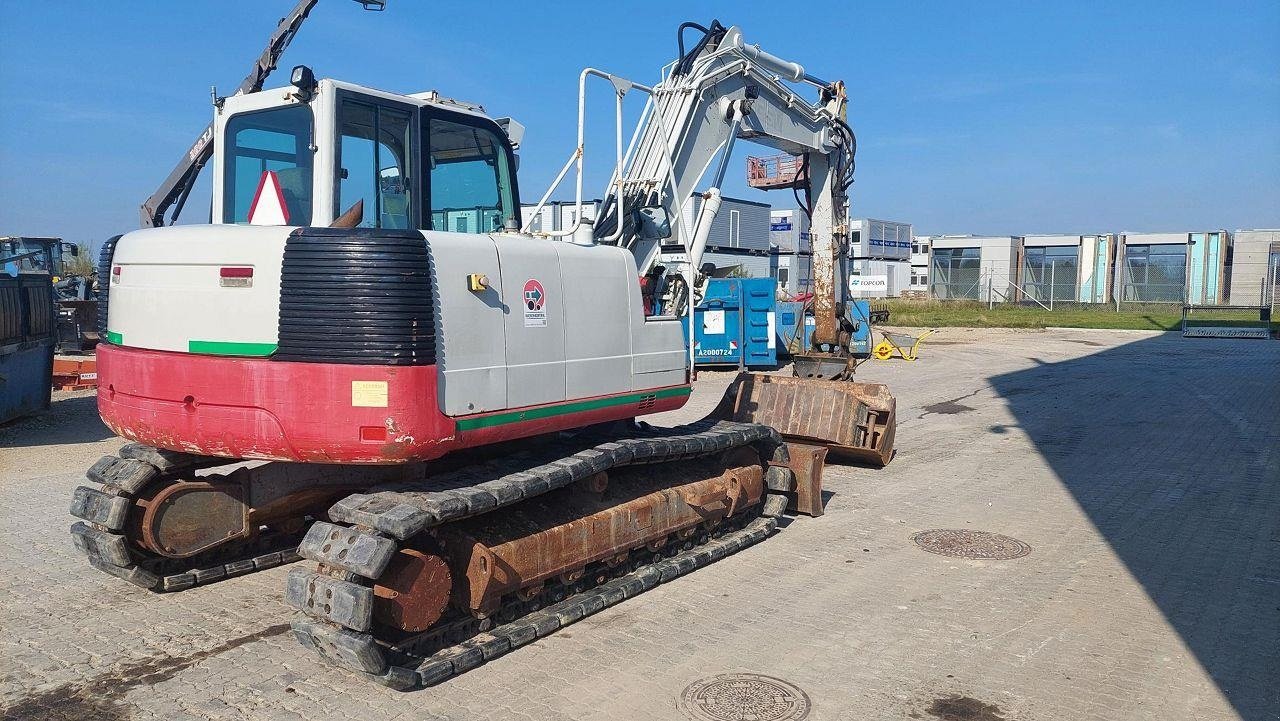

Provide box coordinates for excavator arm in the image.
[524,20,893,461]
[530,22,857,368]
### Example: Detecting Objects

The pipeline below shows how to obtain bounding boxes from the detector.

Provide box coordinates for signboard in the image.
[770,221,793,231]
[848,275,888,296]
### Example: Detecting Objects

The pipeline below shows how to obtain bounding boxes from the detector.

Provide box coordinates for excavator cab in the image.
[212,73,520,234]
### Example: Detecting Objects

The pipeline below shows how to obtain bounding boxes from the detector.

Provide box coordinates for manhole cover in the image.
[911,529,1031,560]
[678,673,811,721]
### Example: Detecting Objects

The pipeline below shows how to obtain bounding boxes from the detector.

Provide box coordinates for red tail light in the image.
[219,267,253,287]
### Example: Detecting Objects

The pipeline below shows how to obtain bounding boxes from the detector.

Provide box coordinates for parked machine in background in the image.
[69,16,896,689]
[1,236,99,353]
[1,241,58,423]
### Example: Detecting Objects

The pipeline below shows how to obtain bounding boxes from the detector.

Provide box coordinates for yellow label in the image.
[351,381,389,408]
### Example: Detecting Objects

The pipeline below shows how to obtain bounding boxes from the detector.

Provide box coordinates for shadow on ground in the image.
[989,334,1280,720]
[0,394,112,449]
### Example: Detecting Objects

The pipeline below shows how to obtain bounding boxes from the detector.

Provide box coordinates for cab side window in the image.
[427,117,515,234]
[337,99,413,229]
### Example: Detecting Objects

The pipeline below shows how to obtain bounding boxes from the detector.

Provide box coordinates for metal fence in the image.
[919,258,1278,313]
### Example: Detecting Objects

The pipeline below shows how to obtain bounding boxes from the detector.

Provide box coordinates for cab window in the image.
[223,105,314,224]
[337,99,413,229]
[427,117,515,234]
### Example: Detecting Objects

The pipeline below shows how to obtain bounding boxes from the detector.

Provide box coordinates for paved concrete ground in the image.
[1,328,1276,721]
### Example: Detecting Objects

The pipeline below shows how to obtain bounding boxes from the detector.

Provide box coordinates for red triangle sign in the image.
[247,170,290,225]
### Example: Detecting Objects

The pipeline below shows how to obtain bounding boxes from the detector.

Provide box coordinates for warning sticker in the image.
[351,380,389,408]
[523,279,547,328]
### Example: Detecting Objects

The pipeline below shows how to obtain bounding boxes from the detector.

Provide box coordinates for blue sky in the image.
[1,1,1277,247]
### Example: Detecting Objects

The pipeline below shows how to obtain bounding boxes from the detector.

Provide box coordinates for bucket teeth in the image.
[297,522,397,579]
[69,486,131,530]
[286,569,375,632]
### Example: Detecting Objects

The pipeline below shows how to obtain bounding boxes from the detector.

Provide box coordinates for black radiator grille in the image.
[275,227,436,366]
[96,234,120,341]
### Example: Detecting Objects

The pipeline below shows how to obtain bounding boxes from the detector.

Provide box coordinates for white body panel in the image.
[493,235,567,407]
[107,225,291,352]
[429,233,508,414]
[432,233,687,413]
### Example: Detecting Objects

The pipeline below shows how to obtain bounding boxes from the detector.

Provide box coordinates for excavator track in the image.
[287,419,796,690]
[68,443,415,592]
[68,444,278,591]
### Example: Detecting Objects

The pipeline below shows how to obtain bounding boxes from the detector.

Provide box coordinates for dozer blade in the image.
[710,372,896,467]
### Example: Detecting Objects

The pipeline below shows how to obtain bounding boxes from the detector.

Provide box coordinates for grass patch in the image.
[880,299,1277,332]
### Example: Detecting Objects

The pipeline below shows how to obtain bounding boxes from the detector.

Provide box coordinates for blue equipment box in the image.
[774,299,875,357]
[687,278,777,368]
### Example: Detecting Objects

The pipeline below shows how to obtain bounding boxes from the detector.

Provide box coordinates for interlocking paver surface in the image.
[1,328,1276,720]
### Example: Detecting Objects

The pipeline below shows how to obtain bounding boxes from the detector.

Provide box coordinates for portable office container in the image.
[1116,231,1231,304]
[928,235,1024,302]
[1021,234,1116,304]
[1228,229,1280,306]
[849,218,912,261]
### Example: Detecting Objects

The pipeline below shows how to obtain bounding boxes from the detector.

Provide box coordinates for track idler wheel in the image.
[373,542,453,633]
[129,479,249,558]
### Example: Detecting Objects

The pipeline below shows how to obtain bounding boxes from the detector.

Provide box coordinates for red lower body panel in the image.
[97,345,689,464]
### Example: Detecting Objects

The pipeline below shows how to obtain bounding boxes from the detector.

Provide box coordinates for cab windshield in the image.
[222,105,314,224]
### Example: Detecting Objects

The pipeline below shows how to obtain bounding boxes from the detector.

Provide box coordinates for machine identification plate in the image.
[523,279,547,328]
[351,381,389,408]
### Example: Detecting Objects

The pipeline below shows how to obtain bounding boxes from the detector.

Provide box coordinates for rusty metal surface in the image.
[784,443,828,517]
[438,450,765,617]
[712,373,896,467]
[130,465,372,559]
[373,545,453,633]
[792,353,855,381]
[134,480,248,558]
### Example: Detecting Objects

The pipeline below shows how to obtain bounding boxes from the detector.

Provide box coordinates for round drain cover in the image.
[679,673,811,721]
[912,529,1031,560]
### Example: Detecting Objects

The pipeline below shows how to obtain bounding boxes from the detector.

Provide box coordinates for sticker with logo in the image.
[523,279,547,328]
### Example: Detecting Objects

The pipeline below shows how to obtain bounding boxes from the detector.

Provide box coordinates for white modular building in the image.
[1020,234,1117,304]
[929,235,1024,302]
[847,218,912,298]
[519,199,602,234]
[1227,229,1280,307]
[1116,231,1231,304]
[908,236,931,295]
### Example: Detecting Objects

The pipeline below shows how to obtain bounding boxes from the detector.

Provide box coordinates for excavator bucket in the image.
[710,372,896,467]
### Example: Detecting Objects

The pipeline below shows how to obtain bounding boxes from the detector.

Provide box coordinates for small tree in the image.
[63,241,96,277]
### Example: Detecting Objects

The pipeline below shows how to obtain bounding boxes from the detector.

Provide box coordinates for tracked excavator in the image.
[69,18,896,689]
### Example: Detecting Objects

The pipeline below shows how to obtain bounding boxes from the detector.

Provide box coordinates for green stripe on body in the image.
[188,340,278,357]
[106,331,123,345]
[456,386,691,431]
